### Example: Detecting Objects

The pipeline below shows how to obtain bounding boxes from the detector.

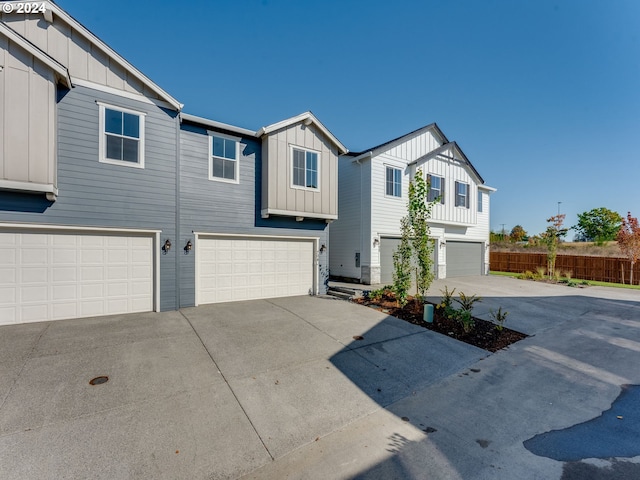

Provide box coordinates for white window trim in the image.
[290,145,321,191]
[455,181,470,208]
[97,102,146,169]
[478,190,483,212]
[427,173,445,204]
[208,132,240,184]
[384,165,403,199]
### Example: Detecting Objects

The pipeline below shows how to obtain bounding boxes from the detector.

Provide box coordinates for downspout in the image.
[175,113,181,309]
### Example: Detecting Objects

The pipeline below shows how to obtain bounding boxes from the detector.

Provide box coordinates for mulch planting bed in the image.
[354,295,527,352]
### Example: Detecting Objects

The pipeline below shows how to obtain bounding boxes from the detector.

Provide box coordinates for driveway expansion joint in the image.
[179,310,275,461]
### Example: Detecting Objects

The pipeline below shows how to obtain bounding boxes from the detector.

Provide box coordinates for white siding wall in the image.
[421,159,478,225]
[369,129,444,270]
[367,129,490,278]
[329,157,362,279]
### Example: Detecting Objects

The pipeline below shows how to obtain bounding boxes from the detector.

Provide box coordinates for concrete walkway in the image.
[1,276,639,479]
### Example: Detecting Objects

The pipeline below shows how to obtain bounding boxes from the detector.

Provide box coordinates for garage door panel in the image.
[197,237,314,304]
[446,241,483,277]
[0,232,153,325]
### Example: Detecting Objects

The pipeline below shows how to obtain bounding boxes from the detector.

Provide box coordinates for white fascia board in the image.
[0,222,161,235]
[479,185,497,192]
[349,151,372,163]
[45,2,183,111]
[0,23,72,88]
[181,113,256,137]
[0,179,58,198]
[258,111,348,154]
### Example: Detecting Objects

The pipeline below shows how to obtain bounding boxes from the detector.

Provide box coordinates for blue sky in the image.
[55,0,640,236]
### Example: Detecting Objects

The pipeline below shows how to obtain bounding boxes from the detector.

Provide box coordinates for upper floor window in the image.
[427,174,445,204]
[292,147,319,189]
[385,166,402,197]
[210,134,239,183]
[478,191,483,212]
[98,103,145,168]
[455,181,470,208]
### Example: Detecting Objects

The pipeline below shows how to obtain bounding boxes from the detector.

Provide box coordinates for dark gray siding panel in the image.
[0,84,178,311]
[179,123,329,307]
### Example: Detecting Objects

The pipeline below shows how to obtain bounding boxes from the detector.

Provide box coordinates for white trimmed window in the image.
[427,174,445,203]
[98,103,145,168]
[209,133,239,183]
[292,146,319,190]
[455,181,470,208]
[385,166,402,197]
[478,191,483,212]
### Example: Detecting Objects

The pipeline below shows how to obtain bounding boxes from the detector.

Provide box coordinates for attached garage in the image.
[379,236,436,285]
[196,235,316,304]
[446,241,483,277]
[0,228,156,325]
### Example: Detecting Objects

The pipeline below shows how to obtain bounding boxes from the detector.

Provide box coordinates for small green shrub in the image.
[367,288,384,301]
[519,270,536,280]
[452,309,474,333]
[535,266,547,279]
[438,286,456,310]
[490,307,509,331]
[455,292,482,312]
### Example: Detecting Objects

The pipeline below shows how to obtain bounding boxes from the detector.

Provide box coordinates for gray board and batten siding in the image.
[178,121,329,308]
[0,84,180,311]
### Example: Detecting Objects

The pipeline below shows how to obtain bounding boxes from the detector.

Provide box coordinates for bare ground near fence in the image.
[490,251,639,285]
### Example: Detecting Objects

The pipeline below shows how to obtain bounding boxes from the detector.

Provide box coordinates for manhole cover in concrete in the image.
[89,376,109,386]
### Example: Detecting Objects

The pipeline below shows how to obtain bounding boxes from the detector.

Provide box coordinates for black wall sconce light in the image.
[373,238,380,248]
[184,240,192,253]
[162,239,171,254]
[319,244,327,253]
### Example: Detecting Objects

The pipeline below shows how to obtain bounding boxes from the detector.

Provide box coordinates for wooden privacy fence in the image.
[490,251,640,285]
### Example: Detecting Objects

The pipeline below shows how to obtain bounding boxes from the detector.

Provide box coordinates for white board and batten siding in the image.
[196,235,317,305]
[0,229,157,325]
[370,129,443,244]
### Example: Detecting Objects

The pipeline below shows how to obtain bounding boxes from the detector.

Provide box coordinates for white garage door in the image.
[0,232,154,325]
[197,237,314,304]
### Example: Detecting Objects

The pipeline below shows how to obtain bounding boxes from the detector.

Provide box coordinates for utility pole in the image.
[557,201,562,216]
[500,223,506,241]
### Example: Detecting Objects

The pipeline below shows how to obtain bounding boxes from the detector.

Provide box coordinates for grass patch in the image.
[489,271,640,290]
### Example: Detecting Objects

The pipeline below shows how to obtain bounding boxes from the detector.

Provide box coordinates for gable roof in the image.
[0,22,72,88]
[41,1,182,111]
[256,111,348,154]
[347,123,449,157]
[409,141,484,184]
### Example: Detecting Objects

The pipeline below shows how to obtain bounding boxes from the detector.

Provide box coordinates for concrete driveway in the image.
[1,276,639,479]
